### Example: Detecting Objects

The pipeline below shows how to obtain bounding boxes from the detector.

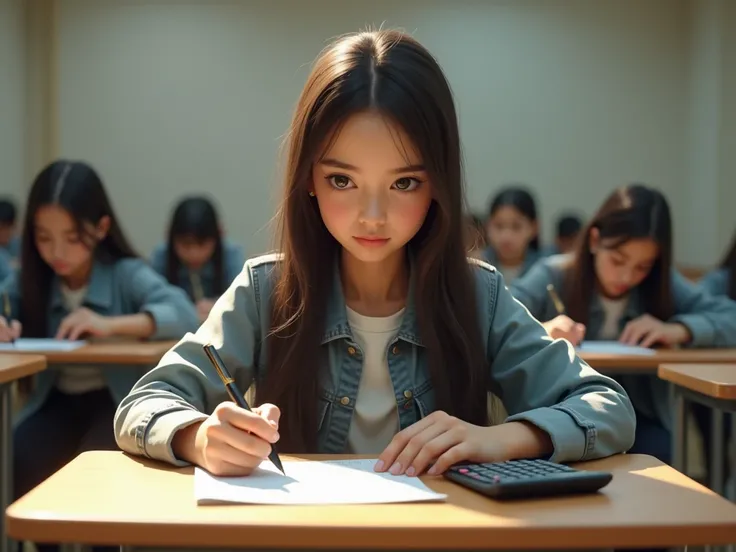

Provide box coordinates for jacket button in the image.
[392,345,400,355]
[403,390,413,399]
[340,396,350,406]
[347,346,356,355]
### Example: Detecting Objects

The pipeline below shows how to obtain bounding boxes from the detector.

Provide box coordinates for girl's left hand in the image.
[619,314,691,348]
[375,412,539,477]
[56,307,112,340]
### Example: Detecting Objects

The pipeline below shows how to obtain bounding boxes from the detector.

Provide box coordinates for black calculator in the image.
[444,458,612,500]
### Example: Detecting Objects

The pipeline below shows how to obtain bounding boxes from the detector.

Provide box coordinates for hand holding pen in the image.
[543,284,585,346]
[0,292,21,344]
[173,343,285,477]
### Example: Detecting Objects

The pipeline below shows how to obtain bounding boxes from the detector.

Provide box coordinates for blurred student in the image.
[0,198,21,262]
[150,196,244,322]
[0,160,199,552]
[511,184,736,465]
[551,212,583,255]
[480,186,541,283]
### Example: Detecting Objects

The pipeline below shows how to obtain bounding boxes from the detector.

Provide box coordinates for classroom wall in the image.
[0,0,27,204]
[54,0,693,259]
[718,0,736,258]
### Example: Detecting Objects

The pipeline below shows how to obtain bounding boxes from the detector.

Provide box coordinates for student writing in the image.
[480,186,543,284]
[0,160,199,552]
[510,184,736,464]
[150,196,244,322]
[115,30,634,480]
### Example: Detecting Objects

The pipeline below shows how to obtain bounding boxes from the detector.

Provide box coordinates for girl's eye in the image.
[393,177,421,191]
[327,175,353,189]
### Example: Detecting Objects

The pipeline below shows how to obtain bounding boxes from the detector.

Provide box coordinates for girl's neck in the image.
[340,249,408,317]
[62,261,93,291]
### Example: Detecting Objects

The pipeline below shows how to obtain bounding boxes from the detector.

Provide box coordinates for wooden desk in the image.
[7,452,736,550]
[580,348,736,373]
[0,355,46,552]
[659,363,736,495]
[0,340,177,365]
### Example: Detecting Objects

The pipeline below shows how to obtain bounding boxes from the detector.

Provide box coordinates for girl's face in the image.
[590,229,659,298]
[311,111,433,265]
[486,206,537,263]
[173,236,216,270]
[34,205,108,278]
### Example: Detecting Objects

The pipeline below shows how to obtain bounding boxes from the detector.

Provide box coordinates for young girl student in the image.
[0,160,199,551]
[480,186,543,284]
[150,196,244,322]
[115,30,635,479]
[510,184,736,465]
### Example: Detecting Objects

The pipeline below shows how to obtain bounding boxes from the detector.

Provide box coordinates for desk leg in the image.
[711,409,725,495]
[673,390,688,474]
[0,383,13,552]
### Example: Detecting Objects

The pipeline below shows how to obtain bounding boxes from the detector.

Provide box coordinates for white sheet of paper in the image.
[195,458,447,505]
[0,338,86,352]
[576,341,656,356]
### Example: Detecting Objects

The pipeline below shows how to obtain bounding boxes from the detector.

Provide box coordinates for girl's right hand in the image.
[0,316,22,342]
[542,315,586,346]
[175,402,281,476]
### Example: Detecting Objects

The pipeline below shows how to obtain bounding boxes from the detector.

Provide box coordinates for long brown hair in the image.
[256,30,489,452]
[563,184,674,326]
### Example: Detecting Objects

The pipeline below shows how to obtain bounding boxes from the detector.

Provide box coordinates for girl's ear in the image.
[96,215,111,241]
[589,227,600,254]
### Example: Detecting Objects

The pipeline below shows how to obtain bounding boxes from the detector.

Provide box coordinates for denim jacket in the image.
[0,257,200,424]
[115,253,636,466]
[699,268,731,299]
[510,254,736,428]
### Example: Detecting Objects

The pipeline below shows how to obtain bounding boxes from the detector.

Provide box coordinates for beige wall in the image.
[5,0,735,265]
[0,0,27,203]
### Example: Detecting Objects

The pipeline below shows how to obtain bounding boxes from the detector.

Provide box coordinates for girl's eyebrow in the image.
[319,157,425,174]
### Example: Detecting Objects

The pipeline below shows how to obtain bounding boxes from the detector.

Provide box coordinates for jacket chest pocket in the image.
[409,380,434,419]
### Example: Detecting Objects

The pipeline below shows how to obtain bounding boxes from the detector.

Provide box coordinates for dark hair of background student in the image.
[20,161,138,341]
[0,198,17,225]
[719,233,736,300]
[557,213,583,239]
[165,196,224,296]
[562,184,674,326]
[488,186,540,251]
[257,30,489,452]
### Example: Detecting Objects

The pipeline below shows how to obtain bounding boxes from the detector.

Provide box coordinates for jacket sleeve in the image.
[669,269,736,347]
[509,259,558,322]
[487,270,636,462]
[122,260,200,340]
[697,268,730,298]
[114,262,261,465]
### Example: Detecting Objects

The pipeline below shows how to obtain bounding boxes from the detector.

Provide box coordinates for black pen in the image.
[203,344,285,475]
